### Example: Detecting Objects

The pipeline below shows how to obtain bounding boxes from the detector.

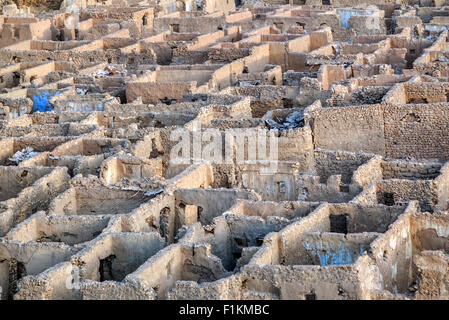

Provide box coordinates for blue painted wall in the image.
[302,239,368,266]
[337,9,375,29]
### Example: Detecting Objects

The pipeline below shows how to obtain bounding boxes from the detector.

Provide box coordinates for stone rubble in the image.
[0,0,447,301]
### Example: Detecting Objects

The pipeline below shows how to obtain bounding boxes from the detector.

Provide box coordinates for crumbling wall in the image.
[383,103,449,161]
[311,104,386,156]
[0,166,70,236]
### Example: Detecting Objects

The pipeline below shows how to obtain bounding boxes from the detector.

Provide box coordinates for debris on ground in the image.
[8,147,40,164]
[265,111,305,130]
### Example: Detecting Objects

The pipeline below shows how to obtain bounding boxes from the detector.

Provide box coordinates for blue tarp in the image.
[32,91,60,113]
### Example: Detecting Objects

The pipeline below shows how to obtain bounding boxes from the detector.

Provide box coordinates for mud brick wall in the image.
[383,104,449,161]
[413,251,449,300]
[414,62,449,77]
[369,205,415,294]
[277,127,314,169]
[311,104,386,156]
[375,179,437,211]
[435,162,449,211]
[381,160,442,180]
[351,156,383,190]
[312,103,449,161]
[313,149,374,184]
[208,47,250,63]
[223,85,301,117]
[405,82,449,103]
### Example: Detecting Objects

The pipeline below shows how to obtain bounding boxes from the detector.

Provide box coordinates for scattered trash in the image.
[105,65,119,75]
[8,147,40,164]
[120,186,142,191]
[144,189,164,197]
[194,0,203,9]
[92,70,110,78]
[75,88,88,95]
[265,111,305,130]
[239,80,260,86]
[297,190,308,201]
[436,55,449,62]
[240,0,270,7]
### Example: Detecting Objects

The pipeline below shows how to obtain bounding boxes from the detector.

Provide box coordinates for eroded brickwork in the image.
[0,0,448,301]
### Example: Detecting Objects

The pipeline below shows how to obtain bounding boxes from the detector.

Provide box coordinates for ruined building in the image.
[0,0,449,300]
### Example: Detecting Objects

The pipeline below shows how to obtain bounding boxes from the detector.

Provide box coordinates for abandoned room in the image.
[0,0,448,302]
